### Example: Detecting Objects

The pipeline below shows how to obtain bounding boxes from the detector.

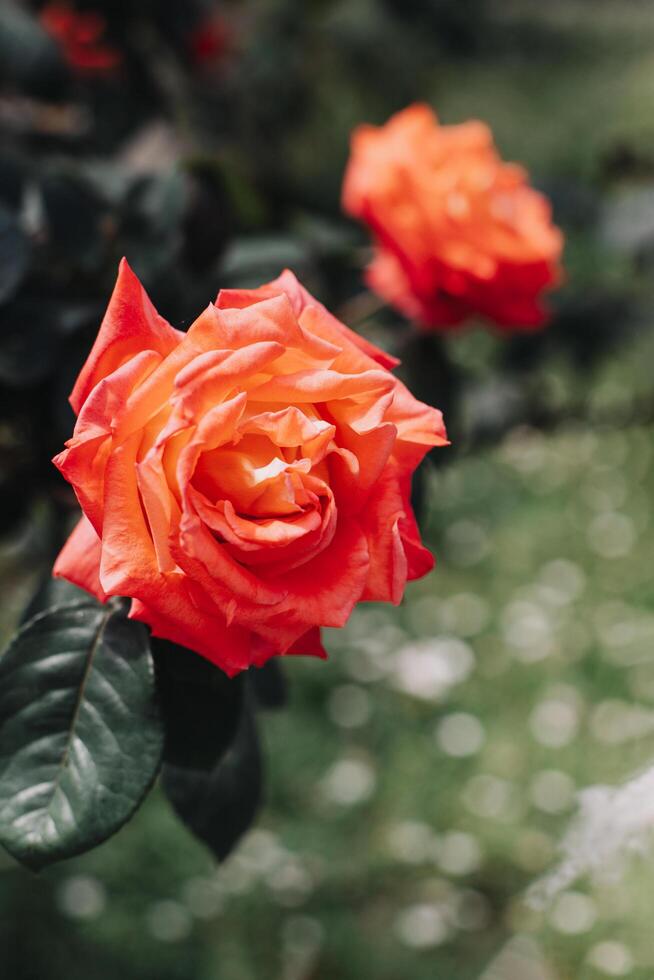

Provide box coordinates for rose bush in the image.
[342,103,563,331]
[53,260,447,675]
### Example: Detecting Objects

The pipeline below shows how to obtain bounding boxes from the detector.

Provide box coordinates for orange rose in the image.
[342,103,563,331]
[53,260,447,675]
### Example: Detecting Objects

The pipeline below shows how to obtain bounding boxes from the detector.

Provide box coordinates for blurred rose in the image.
[40,3,121,74]
[342,103,563,331]
[188,12,231,67]
[53,261,447,674]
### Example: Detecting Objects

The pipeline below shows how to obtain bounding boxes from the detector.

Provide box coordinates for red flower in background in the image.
[188,12,231,67]
[342,104,563,332]
[40,2,121,74]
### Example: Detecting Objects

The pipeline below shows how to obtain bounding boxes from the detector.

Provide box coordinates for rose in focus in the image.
[342,103,563,331]
[53,261,447,674]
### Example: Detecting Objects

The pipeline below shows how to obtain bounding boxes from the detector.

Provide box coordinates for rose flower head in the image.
[342,103,563,332]
[40,3,122,74]
[53,261,447,675]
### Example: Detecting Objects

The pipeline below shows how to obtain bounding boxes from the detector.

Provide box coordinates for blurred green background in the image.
[4,1,654,978]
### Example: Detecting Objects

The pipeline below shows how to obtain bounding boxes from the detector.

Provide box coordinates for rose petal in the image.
[286,626,328,659]
[217,270,400,370]
[54,349,163,533]
[128,588,262,676]
[53,515,107,601]
[251,367,394,403]
[70,259,182,415]
[358,469,408,604]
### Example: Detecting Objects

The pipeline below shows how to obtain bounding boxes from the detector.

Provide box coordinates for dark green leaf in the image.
[119,173,188,284]
[20,576,91,627]
[181,170,232,273]
[220,235,308,288]
[0,299,61,387]
[0,152,27,210]
[154,638,244,770]
[248,659,288,710]
[162,695,262,862]
[0,599,164,870]
[0,476,35,537]
[40,174,107,271]
[410,456,432,530]
[0,4,65,95]
[0,205,29,306]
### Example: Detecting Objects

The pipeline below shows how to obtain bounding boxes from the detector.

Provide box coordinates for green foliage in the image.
[162,695,263,862]
[0,204,28,305]
[0,598,163,869]
[157,639,263,860]
[0,571,277,872]
[2,0,654,976]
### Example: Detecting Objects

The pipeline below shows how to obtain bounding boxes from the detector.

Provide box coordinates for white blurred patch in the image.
[319,757,376,807]
[444,520,491,567]
[436,712,485,757]
[327,684,371,728]
[57,875,106,921]
[538,559,586,604]
[239,828,288,876]
[437,832,483,876]
[502,600,556,663]
[146,900,193,943]
[385,820,437,864]
[549,891,596,934]
[501,427,549,475]
[391,637,475,702]
[590,699,654,744]
[587,512,635,559]
[463,774,517,821]
[440,593,490,637]
[480,935,556,980]
[586,941,634,976]
[594,601,654,666]
[394,903,449,948]
[530,770,575,814]
[267,858,314,908]
[600,186,654,254]
[529,697,579,748]
[181,876,224,919]
[528,764,654,908]
[338,617,408,683]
